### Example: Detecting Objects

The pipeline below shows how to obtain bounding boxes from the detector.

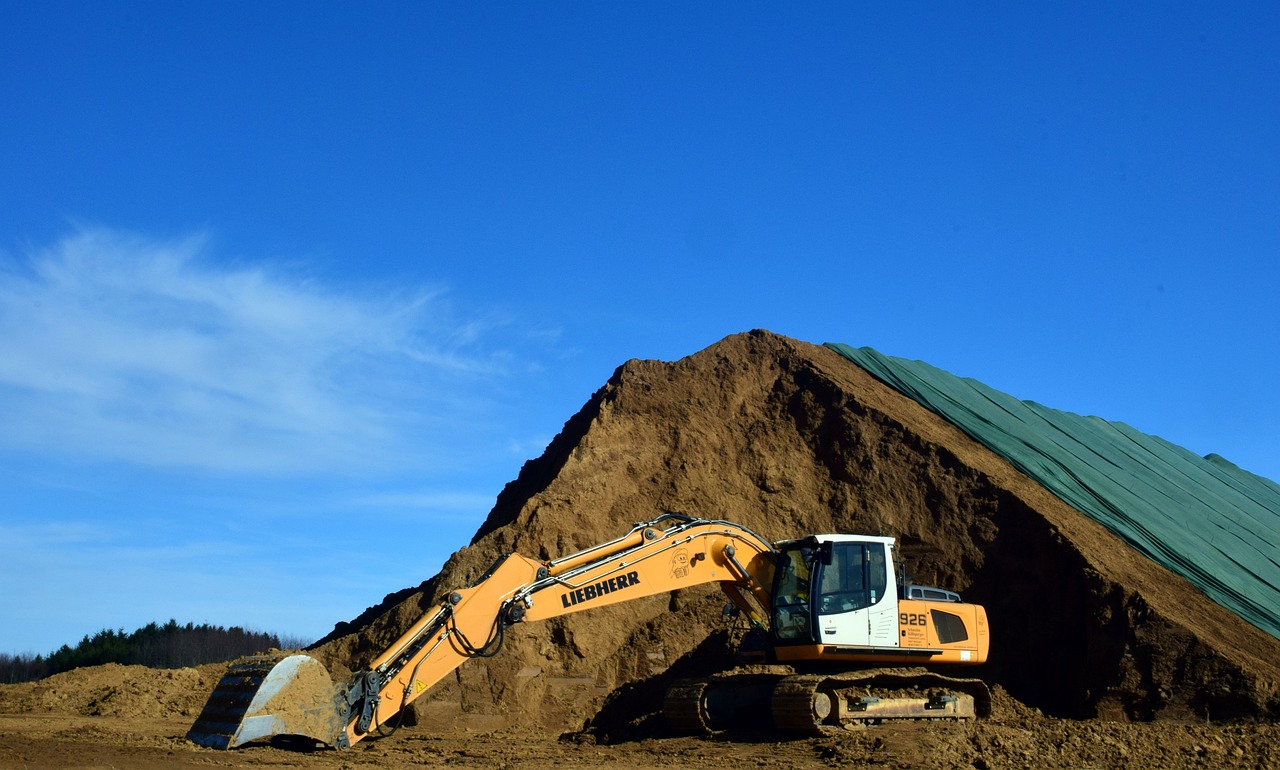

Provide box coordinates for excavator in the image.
[188,513,990,749]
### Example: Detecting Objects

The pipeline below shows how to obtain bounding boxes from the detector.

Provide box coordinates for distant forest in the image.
[0,620,311,683]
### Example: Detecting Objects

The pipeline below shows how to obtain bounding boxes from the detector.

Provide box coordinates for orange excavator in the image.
[188,513,990,749]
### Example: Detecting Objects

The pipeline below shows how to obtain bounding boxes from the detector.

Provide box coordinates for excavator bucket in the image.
[187,654,347,749]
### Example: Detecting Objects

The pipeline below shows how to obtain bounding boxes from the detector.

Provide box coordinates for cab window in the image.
[816,542,888,615]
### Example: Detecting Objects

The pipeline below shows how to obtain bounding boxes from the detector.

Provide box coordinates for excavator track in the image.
[663,672,781,732]
[665,667,990,736]
[770,675,832,735]
[663,679,713,732]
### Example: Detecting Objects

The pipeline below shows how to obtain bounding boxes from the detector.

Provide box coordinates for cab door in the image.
[814,541,898,648]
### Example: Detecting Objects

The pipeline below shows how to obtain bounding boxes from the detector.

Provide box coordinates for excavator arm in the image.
[188,513,776,750]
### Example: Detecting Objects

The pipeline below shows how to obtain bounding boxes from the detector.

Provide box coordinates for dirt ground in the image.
[4,330,1279,768]
[1,662,1278,769]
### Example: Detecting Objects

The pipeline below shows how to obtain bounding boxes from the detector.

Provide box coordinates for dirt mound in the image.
[309,330,1280,733]
[0,662,224,719]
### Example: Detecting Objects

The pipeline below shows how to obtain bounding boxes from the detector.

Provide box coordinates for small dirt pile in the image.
[310,330,1280,734]
[0,663,221,719]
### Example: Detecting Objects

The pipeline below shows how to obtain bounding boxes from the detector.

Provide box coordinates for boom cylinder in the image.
[546,526,657,576]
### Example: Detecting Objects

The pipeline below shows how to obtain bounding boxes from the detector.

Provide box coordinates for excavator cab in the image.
[670,533,991,734]
[769,535,902,651]
[766,534,987,668]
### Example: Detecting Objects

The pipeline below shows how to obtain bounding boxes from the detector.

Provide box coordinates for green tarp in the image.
[826,343,1280,640]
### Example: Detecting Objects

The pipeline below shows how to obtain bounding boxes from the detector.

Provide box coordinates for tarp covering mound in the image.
[827,344,1280,641]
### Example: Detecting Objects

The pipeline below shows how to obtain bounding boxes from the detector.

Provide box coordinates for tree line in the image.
[0,619,311,683]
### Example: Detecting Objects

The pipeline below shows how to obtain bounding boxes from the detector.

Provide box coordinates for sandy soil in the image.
[1,666,1277,769]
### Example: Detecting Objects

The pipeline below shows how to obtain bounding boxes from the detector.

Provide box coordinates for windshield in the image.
[772,545,815,641]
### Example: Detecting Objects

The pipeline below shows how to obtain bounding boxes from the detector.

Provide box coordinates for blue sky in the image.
[2,3,1276,654]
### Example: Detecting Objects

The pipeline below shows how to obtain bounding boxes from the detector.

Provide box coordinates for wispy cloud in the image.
[0,228,510,475]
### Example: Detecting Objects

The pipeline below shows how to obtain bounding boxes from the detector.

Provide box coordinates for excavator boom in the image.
[188,514,775,749]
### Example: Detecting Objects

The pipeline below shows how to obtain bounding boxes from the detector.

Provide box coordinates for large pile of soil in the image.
[308,330,1280,734]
